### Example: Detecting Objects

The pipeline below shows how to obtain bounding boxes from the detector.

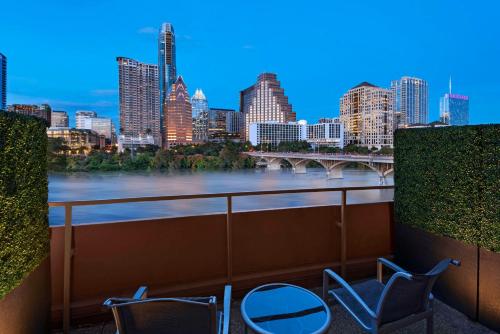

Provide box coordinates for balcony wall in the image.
[50,202,393,327]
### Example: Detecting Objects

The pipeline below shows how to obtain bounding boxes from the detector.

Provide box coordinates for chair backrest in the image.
[106,297,217,334]
[376,258,457,325]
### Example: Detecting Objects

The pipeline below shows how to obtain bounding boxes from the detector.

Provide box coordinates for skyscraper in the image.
[76,110,97,129]
[439,77,469,126]
[164,76,192,147]
[191,89,209,142]
[0,53,6,110]
[51,110,69,128]
[158,23,177,112]
[240,73,296,140]
[83,117,113,140]
[340,82,393,148]
[391,76,428,126]
[117,57,161,145]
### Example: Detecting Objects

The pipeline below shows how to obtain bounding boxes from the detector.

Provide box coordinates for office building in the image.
[76,110,97,129]
[117,57,161,145]
[340,82,393,148]
[391,77,429,126]
[226,109,242,136]
[117,134,155,152]
[440,94,469,125]
[164,76,192,147]
[240,73,296,140]
[8,104,51,125]
[82,117,113,140]
[159,23,176,118]
[191,89,209,142]
[439,79,469,125]
[307,118,344,148]
[50,110,69,128]
[0,53,6,110]
[47,128,100,150]
[249,121,307,147]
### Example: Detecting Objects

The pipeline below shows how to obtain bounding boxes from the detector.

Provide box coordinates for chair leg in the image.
[426,314,434,334]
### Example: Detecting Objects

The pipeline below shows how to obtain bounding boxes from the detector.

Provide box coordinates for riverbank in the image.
[48,141,255,172]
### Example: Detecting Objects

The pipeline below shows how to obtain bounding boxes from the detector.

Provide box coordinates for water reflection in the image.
[49,168,393,225]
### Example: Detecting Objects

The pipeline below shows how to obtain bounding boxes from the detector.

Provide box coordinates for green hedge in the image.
[0,112,49,299]
[394,125,499,252]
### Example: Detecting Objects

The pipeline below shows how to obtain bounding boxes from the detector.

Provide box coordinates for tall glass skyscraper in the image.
[158,23,177,110]
[0,53,6,110]
[391,76,428,127]
[191,89,209,142]
[440,93,469,125]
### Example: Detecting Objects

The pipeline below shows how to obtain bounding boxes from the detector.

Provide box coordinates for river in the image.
[48,168,394,226]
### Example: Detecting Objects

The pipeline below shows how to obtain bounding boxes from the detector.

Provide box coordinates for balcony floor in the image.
[53,287,493,334]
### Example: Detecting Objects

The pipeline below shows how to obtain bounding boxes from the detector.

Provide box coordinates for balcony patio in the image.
[41,186,495,333]
[55,289,493,333]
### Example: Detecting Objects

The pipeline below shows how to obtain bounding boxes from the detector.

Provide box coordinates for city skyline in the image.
[2,1,500,127]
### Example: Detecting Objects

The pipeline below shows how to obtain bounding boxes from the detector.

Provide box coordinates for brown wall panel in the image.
[232,206,341,276]
[478,248,500,332]
[395,223,478,320]
[50,203,393,327]
[0,257,51,334]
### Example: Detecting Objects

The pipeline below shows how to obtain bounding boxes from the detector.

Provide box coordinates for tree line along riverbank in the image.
[47,139,393,172]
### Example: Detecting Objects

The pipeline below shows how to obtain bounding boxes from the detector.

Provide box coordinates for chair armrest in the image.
[377,258,408,282]
[323,269,376,319]
[222,285,232,334]
[132,286,148,300]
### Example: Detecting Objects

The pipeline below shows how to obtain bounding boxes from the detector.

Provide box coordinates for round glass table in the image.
[241,283,331,334]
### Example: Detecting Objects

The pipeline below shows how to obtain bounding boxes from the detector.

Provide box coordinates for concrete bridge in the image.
[247,152,394,183]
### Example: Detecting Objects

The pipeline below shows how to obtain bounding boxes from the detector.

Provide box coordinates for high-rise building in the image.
[208,108,229,138]
[0,53,6,110]
[51,110,69,128]
[307,118,344,148]
[164,76,192,147]
[391,76,428,126]
[439,78,469,125]
[76,110,97,129]
[191,89,209,142]
[83,117,113,139]
[159,23,176,114]
[226,109,242,136]
[117,57,161,145]
[8,104,52,125]
[248,120,344,148]
[249,121,307,147]
[340,82,393,148]
[440,94,469,125]
[240,73,296,140]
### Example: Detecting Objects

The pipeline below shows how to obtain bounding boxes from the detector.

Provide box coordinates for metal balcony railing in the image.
[49,185,394,333]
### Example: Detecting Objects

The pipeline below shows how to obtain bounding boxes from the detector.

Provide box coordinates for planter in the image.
[0,257,51,334]
[394,223,477,319]
[478,248,500,332]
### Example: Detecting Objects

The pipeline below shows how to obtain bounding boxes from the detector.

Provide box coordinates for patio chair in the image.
[103,285,232,334]
[322,258,460,334]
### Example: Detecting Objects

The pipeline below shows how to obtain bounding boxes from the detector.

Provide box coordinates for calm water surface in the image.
[48,168,393,225]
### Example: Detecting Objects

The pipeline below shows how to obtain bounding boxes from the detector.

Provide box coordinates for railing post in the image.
[340,189,347,278]
[226,196,233,284]
[63,205,73,334]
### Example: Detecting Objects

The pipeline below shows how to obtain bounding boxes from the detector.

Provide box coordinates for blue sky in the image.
[1,0,499,127]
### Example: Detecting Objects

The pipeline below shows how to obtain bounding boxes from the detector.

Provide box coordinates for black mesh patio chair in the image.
[322,258,460,334]
[103,285,232,334]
